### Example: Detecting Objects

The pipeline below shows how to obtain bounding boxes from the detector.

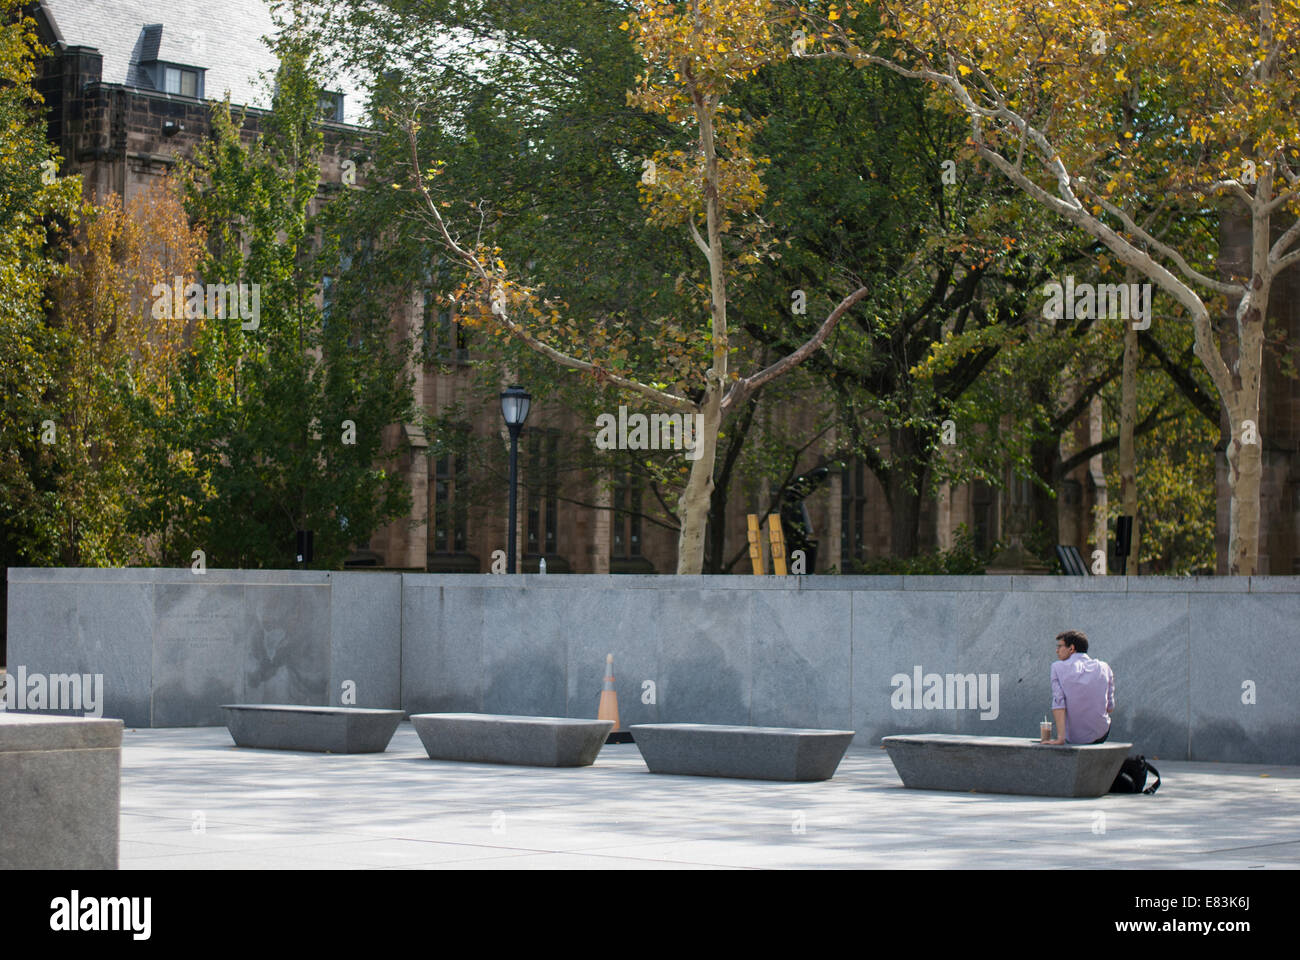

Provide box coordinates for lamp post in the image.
[500,384,531,574]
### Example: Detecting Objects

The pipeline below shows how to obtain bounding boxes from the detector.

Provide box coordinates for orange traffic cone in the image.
[597,653,633,743]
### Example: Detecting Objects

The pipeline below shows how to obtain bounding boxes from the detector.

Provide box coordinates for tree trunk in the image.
[1217,202,1269,576]
[1029,437,1061,549]
[675,381,722,574]
[704,475,727,575]
[885,426,925,558]
[1226,321,1265,575]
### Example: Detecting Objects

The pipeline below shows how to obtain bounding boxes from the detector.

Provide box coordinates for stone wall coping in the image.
[0,713,123,751]
[11,568,1295,593]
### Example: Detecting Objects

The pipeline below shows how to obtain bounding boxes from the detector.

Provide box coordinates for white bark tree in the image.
[802,0,1300,574]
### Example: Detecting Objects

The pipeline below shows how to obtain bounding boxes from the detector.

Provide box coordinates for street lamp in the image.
[500,384,531,574]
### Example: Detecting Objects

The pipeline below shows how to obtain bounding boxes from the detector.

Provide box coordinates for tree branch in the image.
[1138,329,1221,424]
[400,113,697,414]
[1080,183,1242,296]
[721,283,870,412]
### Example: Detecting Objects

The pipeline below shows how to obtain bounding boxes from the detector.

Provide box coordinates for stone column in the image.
[591,471,612,574]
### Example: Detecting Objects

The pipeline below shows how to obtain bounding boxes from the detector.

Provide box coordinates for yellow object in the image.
[768,514,787,576]
[746,514,765,575]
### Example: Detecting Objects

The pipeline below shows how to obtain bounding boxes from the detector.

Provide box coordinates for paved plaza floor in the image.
[119,724,1300,869]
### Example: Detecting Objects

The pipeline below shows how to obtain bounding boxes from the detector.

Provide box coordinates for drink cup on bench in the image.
[1040,720,1053,743]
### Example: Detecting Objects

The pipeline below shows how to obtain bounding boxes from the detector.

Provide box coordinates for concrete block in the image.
[630,722,855,781]
[240,584,331,708]
[653,589,752,725]
[152,582,245,726]
[564,589,662,726]
[221,705,403,753]
[0,714,122,869]
[1066,592,1189,759]
[400,581,486,714]
[750,590,852,730]
[410,713,612,767]
[882,733,1132,797]
[1188,593,1300,763]
[6,579,152,727]
[329,573,401,708]
[951,589,1073,739]
[481,588,567,717]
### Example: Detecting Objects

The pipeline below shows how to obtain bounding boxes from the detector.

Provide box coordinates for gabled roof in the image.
[38,0,368,125]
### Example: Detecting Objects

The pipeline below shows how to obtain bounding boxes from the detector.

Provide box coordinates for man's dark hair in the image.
[1057,629,1089,654]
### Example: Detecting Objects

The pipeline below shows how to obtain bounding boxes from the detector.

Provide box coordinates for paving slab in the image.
[109,725,1300,870]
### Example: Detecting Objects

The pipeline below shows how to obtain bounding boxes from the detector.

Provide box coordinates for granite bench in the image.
[882,734,1133,797]
[629,723,856,781]
[221,705,404,753]
[0,713,123,869]
[410,713,613,767]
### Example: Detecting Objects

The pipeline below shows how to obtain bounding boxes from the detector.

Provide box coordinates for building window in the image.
[422,257,468,364]
[422,290,468,364]
[318,91,344,122]
[433,449,468,554]
[612,473,643,558]
[164,65,199,97]
[841,458,866,566]
[527,431,560,556]
[972,481,995,554]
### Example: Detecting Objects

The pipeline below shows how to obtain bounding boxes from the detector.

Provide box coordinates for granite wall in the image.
[6,569,1297,763]
[4,569,400,727]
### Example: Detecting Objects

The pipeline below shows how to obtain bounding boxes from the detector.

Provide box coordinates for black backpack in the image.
[1110,756,1161,794]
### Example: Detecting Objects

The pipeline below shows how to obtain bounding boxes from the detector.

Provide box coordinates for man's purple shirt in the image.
[1050,652,1115,744]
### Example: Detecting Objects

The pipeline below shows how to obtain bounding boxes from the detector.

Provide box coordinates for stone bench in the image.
[882,734,1133,797]
[221,705,404,753]
[0,713,123,869]
[410,713,613,767]
[629,723,856,782]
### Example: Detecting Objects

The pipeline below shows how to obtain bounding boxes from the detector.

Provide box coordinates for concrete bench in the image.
[221,705,404,753]
[0,713,123,869]
[882,734,1133,797]
[410,713,613,767]
[629,723,855,781]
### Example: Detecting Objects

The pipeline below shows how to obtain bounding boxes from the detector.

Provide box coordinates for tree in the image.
[728,47,1076,557]
[131,27,414,568]
[47,181,206,565]
[395,0,869,573]
[0,0,82,573]
[803,0,1300,574]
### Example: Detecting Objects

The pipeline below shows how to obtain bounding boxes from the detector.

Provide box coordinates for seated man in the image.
[1044,629,1114,745]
